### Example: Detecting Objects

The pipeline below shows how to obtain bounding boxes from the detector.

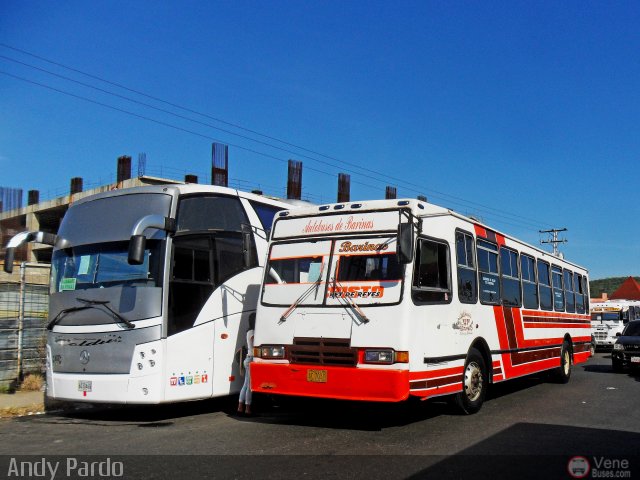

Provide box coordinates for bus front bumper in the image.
[47,372,163,404]
[250,362,410,402]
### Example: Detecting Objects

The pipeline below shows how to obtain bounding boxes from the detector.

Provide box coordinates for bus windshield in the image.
[262,236,403,307]
[591,312,622,322]
[51,241,162,293]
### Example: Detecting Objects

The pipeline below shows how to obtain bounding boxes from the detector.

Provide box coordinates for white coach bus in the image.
[251,199,591,413]
[4,184,296,404]
[591,300,640,349]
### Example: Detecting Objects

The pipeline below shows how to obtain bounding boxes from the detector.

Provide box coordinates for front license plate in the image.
[631,357,640,364]
[307,369,327,383]
[77,380,92,392]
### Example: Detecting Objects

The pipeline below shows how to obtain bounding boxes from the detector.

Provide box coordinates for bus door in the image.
[164,235,216,401]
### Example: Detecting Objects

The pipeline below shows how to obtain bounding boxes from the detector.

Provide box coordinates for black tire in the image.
[612,358,624,373]
[553,340,572,384]
[589,341,596,357]
[454,348,487,415]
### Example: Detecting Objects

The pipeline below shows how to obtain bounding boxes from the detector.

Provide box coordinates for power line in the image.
[1,53,549,229]
[0,70,385,194]
[0,68,556,233]
[0,43,555,230]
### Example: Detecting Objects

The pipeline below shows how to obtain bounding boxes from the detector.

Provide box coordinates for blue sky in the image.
[1,1,638,279]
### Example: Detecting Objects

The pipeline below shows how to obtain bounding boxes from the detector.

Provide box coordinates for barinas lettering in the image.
[339,241,389,253]
[345,217,374,230]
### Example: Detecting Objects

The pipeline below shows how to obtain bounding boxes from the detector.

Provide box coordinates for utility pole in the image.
[540,228,567,257]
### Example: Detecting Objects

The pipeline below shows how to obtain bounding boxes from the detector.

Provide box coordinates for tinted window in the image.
[250,201,282,233]
[575,273,585,314]
[564,270,575,313]
[500,247,521,307]
[477,239,500,305]
[413,238,451,303]
[521,254,538,309]
[266,256,324,284]
[338,253,401,282]
[177,196,247,232]
[538,260,553,310]
[456,231,477,304]
[169,236,214,336]
[623,322,640,336]
[552,266,565,311]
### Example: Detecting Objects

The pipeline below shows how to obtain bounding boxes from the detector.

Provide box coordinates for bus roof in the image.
[274,198,588,273]
[69,183,297,210]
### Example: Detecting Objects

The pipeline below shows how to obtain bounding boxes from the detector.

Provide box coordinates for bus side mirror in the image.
[242,226,253,268]
[3,247,15,274]
[128,235,146,265]
[397,223,414,264]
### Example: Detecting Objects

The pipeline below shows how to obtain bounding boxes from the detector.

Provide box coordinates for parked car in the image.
[612,320,640,372]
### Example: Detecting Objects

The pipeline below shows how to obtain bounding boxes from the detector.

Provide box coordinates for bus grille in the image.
[593,332,607,341]
[290,337,357,366]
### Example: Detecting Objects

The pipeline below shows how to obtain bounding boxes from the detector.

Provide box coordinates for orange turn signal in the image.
[395,351,409,363]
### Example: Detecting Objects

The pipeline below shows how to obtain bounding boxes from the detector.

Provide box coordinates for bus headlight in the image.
[613,343,624,351]
[363,349,409,364]
[255,345,286,359]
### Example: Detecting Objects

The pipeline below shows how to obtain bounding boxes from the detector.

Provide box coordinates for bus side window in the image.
[575,273,585,314]
[477,239,500,305]
[500,247,521,307]
[564,269,575,313]
[582,276,590,312]
[521,254,538,309]
[455,230,477,304]
[538,260,553,311]
[552,266,565,311]
[412,237,451,304]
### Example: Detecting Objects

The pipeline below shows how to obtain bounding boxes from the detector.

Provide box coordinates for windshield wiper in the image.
[279,262,325,323]
[47,305,94,330]
[47,298,135,330]
[331,276,369,324]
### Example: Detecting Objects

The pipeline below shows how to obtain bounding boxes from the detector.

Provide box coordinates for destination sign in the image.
[272,210,400,239]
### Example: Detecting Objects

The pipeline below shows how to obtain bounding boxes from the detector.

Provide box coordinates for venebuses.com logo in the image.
[568,456,631,479]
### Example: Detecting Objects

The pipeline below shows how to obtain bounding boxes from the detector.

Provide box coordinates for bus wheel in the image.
[454,348,487,415]
[553,340,572,384]
[589,341,596,357]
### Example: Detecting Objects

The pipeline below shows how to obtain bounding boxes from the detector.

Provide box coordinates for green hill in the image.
[589,277,640,298]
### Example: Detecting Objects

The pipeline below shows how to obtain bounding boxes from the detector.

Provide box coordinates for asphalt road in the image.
[1,352,638,479]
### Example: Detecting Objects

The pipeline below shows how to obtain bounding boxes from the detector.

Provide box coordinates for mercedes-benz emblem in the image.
[79,350,90,365]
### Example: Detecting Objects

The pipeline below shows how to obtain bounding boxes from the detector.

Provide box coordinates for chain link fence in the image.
[0,263,50,390]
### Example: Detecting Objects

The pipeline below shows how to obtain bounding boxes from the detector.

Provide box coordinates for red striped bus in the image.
[251,198,591,413]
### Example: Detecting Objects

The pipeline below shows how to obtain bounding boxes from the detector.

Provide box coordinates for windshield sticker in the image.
[78,255,91,275]
[328,286,384,298]
[59,278,77,291]
[307,262,323,283]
